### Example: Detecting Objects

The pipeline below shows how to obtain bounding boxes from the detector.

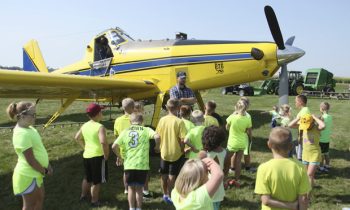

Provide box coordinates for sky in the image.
[0,0,349,77]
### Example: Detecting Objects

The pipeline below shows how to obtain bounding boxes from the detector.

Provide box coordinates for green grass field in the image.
[0,88,349,210]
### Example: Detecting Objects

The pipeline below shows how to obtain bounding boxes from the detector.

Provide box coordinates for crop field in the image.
[0,87,349,210]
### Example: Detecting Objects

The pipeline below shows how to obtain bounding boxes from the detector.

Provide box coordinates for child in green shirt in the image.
[184,110,205,159]
[319,102,333,172]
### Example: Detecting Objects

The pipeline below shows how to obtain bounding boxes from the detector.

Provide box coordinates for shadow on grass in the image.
[222,197,259,210]
[0,150,172,210]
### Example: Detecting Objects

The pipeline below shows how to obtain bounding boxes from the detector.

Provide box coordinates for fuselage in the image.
[54,28,280,100]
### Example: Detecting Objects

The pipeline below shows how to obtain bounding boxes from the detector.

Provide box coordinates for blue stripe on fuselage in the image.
[72,53,252,76]
[110,53,252,73]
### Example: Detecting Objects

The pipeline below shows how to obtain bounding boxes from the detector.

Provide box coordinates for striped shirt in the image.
[169,85,195,99]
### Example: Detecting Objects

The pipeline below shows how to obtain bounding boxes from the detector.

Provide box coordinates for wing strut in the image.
[194,90,205,113]
[151,93,165,128]
[44,97,77,129]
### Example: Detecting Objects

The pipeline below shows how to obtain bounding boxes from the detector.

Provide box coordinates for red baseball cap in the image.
[86,103,105,117]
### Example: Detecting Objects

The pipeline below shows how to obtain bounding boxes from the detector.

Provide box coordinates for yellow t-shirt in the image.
[156,115,186,161]
[226,113,252,152]
[302,126,321,163]
[81,120,104,158]
[255,158,311,210]
[204,115,219,127]
[114,114,131,136]
[12,126,49,178]
[171,185,214,210]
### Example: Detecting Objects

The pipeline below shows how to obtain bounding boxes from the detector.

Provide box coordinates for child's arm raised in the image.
[261,195,298,210]
[202,158,224,198]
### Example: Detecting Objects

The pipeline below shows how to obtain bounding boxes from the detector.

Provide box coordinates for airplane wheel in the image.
[274,87,279,95]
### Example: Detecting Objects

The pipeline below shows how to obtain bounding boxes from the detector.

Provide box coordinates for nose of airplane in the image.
[277,45,305,65]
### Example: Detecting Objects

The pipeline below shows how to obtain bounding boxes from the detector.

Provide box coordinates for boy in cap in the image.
[75,103,109,207]
[255,127,310,210]
[289,114,325,187]
[169,71,197,106]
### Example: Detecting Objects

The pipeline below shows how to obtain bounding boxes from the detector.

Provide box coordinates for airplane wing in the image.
[0,69,155,99]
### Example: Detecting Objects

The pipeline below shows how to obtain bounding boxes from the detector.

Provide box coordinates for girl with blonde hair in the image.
[225,99,252,187]
[171,158,223,210]
[6,101,52,210]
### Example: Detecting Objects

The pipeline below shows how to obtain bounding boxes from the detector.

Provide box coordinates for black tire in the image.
[293,84,304,95]
[274,86,279,95]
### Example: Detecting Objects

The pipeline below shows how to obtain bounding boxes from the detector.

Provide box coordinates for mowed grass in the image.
[0,88,349,210]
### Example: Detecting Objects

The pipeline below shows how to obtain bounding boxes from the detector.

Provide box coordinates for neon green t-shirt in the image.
[320,113,332,143]
[296,107,310,118]
[171,185,213,210]
[156,115,187,161]
[302,126,321,163]
[114,114,131,136]
[207,149,226,202]
[255,158,311,210]
[12,126,49,178]
[81,120,104,158]
[114,125,155,170]
[204,115,219,127]
[182,118,195,133]
[226,113,252,151]
[185,125,205,159]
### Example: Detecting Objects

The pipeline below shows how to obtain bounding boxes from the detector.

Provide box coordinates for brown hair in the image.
[166,98,180,112]
[130,112,143,124]
[205,100,217,111]
[6,101,34,120]
[320,102,330,111]
[269,127,292,153]
[296,95,307,105]
[180,105,192,118]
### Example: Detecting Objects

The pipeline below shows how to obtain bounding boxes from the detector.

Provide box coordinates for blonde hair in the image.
[280,104,290,116]
[130,112,143,124]
[166,98,180,112]
[234,99,248,115]
[134,101,144,113]
[269,127,292,153]
[240,96,250,107]
[320,102,330,112]
[6,101,34,120]
[174,159,208,198]
[122,98,135,110]
[191,110,204,124]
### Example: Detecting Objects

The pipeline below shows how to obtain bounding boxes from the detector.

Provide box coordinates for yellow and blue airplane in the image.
[0,6,304,128]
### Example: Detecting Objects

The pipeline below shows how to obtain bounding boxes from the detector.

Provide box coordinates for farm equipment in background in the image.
[257,71,304,96]
[303,68,336,93]
[222,83,255,96]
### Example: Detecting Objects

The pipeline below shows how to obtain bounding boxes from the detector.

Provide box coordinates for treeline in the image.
[0,65,56,72]
[334,77,350,84]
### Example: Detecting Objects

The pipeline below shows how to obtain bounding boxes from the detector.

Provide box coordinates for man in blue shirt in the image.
[169,72,197,106]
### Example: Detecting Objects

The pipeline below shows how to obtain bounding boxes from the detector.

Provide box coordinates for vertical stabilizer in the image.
[23,40,48,72]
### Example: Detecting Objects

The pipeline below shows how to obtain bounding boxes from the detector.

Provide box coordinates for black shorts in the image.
[83,156,108,185]
[320,142,330,154]
[159,156,185,176]
[125,170,148,186]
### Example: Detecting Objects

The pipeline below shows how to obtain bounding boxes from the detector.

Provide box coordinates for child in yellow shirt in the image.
[204,100,219,127]
[255,127,310,210]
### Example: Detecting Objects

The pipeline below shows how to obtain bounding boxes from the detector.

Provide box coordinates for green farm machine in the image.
[258,71,304,95]
[303,68,336,93]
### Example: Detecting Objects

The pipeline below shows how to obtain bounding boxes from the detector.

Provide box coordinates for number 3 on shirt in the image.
[128,131,139,148]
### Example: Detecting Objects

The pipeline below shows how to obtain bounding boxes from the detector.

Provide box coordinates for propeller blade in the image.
[285,36,295,46]
[279,65,289,105]
[264,5,285,50]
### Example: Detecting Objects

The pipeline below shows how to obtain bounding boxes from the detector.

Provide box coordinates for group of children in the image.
[75,94,333,210]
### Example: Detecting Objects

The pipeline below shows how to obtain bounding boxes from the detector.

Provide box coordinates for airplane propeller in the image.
[264,5,305,106]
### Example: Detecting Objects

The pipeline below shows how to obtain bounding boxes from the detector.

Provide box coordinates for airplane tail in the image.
[23,39,49,73]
